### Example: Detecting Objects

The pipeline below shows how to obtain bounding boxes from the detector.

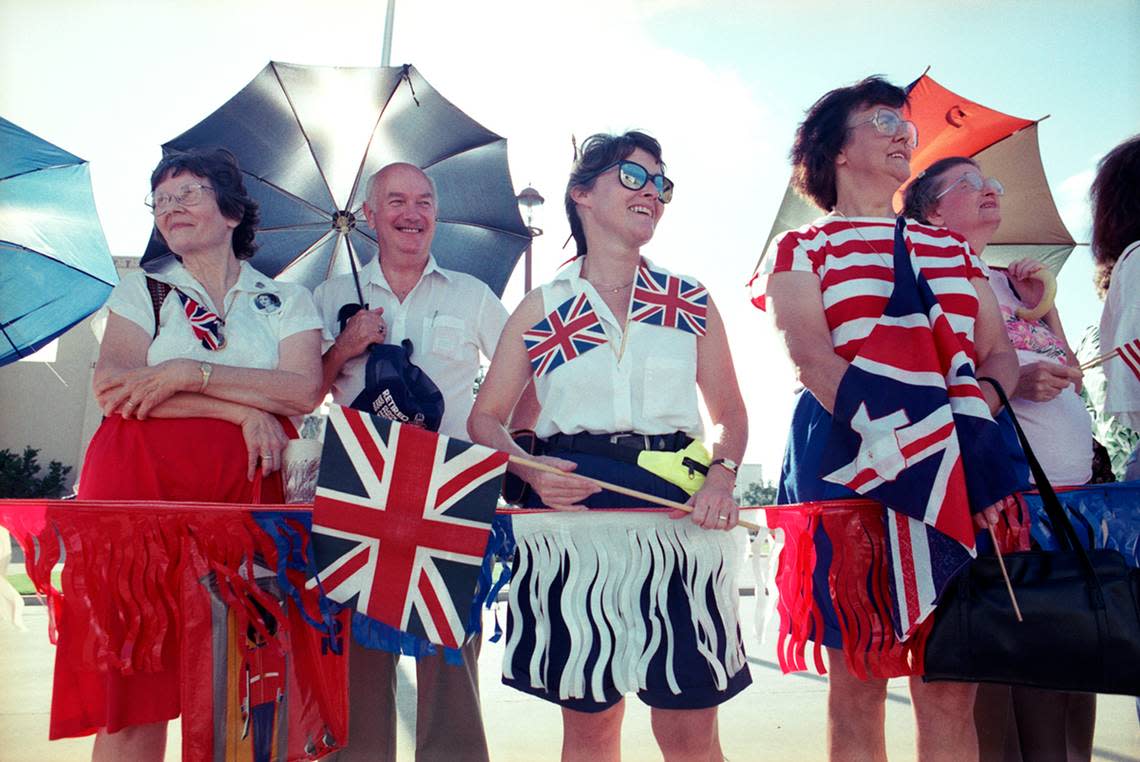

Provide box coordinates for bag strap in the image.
[145,277,173,339]
[978,376,1084,552]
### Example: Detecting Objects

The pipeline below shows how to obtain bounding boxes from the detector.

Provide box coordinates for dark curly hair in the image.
[149,147,260,260]
[901,156,978,224]
[1090,134,1140,297]
[565,131,665,258]
[791,76,909,210]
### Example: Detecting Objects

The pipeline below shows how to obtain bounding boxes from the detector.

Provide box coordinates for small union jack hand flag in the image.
[523,292,608,378]
[176,290,225,350]
[309,406,509,650]
[629,265,708,336]
[1115,338,1140,382]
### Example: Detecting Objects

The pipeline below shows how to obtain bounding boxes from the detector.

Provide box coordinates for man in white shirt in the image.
[314,163,508,762]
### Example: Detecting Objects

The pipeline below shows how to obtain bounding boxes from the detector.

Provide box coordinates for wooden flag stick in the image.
[1079,348,1119,371]
[509,455,762,532]
[987,525,1023,622]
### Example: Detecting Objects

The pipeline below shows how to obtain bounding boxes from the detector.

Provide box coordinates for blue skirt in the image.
[507,449,752,711]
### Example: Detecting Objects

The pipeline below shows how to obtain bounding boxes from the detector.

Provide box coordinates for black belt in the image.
[540,431,693,463]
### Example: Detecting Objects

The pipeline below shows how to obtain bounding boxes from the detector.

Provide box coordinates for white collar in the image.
[362,252,451,293]
[148,258,278,297]
[552,255,667,285]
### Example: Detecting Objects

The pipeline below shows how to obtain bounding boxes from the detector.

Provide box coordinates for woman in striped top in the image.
[762,77,1020,762]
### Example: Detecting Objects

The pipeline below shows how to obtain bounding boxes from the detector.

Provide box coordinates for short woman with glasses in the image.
[903,157,1096,762]
[469,131,750,761]
[56,148,322,761]
[760,78,1021,762]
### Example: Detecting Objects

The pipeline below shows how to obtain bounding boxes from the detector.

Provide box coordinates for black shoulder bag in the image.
[923,378,1140,695]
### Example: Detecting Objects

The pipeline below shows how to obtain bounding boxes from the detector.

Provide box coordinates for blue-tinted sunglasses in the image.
[594,160,674,203]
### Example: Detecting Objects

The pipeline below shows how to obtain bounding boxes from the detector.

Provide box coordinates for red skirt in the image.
[51,415,286,738]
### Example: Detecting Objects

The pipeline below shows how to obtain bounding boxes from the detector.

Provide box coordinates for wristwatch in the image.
[199,362,213,392]
[710,457,739,476]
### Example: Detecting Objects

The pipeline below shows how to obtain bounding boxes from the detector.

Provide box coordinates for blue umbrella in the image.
[0,116,117,366]
[141,62,530,297]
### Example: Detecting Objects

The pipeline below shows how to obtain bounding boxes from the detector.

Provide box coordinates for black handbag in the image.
[923,378,1140,695]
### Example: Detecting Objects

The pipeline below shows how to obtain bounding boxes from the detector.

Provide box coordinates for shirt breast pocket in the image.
[641,356,698,420]
[427,314,474,362]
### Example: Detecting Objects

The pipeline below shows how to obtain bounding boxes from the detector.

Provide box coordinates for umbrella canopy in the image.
[141,62,530,297]
[756,73,1077,278]
[903,73,1077,273]
[0,116,117,367]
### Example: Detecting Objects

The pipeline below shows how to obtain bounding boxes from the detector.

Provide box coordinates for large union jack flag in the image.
[309,406,508,649]
[629,265,708,336]
[523,292,608,378]
[820,218,1020,640]
[175,289,225,350]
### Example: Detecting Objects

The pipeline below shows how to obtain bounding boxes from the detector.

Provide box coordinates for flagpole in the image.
[1079,348,1119,371]
[510,455,762,532]
[381,0,396,66]
[987,526,1023,621]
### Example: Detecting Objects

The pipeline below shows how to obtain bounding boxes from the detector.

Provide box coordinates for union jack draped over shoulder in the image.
[820,218,1021,640]
[176,289,225,350]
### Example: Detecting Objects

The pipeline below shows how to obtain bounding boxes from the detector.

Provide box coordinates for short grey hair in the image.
[901,156,978,224]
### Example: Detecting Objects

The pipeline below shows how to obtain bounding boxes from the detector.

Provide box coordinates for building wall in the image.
[732,463,765,504]
[0,257,137,492]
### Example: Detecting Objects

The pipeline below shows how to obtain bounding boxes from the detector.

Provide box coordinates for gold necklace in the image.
[592,280,633,293]
[831,209,895,267]
[584,272,635,293]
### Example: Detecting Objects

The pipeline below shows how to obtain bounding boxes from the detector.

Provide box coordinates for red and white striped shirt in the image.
[763,215,987,362]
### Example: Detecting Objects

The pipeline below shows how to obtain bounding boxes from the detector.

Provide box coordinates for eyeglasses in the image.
[145,183,215,214]
[935,170,1005,200]
[595,160,674,203]
[846,109,919,149]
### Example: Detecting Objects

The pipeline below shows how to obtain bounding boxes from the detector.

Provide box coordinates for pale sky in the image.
[3,0,1137,479]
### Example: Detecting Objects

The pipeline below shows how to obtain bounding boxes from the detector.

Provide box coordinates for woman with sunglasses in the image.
[58,148,322,761]
[470,131,750,761]
[761,78,1021,762]
[904,157,1096,762]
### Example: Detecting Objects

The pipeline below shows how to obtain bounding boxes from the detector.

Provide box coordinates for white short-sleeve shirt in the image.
[312,255,508,440]
[529,257,703,439]
[105,258,322,370]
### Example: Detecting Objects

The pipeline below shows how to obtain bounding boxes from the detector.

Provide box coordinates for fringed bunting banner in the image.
[1022,482,1140,564]
[0,500,346,762]
[504,512,747,702]
[765,495,1031,680]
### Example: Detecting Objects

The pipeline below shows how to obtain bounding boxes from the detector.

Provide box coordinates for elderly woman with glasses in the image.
[469,130,750,761]
[904,157,1096,762]
[57,148,322,761]
[761,79,1021,762]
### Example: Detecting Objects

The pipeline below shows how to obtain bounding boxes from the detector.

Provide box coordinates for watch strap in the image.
[710,457,739,476]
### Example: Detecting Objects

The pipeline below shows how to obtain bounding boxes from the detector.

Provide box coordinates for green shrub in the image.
[0,446,72,498]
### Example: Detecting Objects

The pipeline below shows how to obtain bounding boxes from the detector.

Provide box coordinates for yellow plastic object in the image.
[636,439,712,495]
[1015,269,1057,322]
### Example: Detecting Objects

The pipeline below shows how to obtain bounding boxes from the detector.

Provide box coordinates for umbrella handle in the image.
[1014,269,1056,322]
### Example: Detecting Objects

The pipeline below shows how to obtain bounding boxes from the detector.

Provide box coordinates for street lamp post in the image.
[516,185,544,293]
